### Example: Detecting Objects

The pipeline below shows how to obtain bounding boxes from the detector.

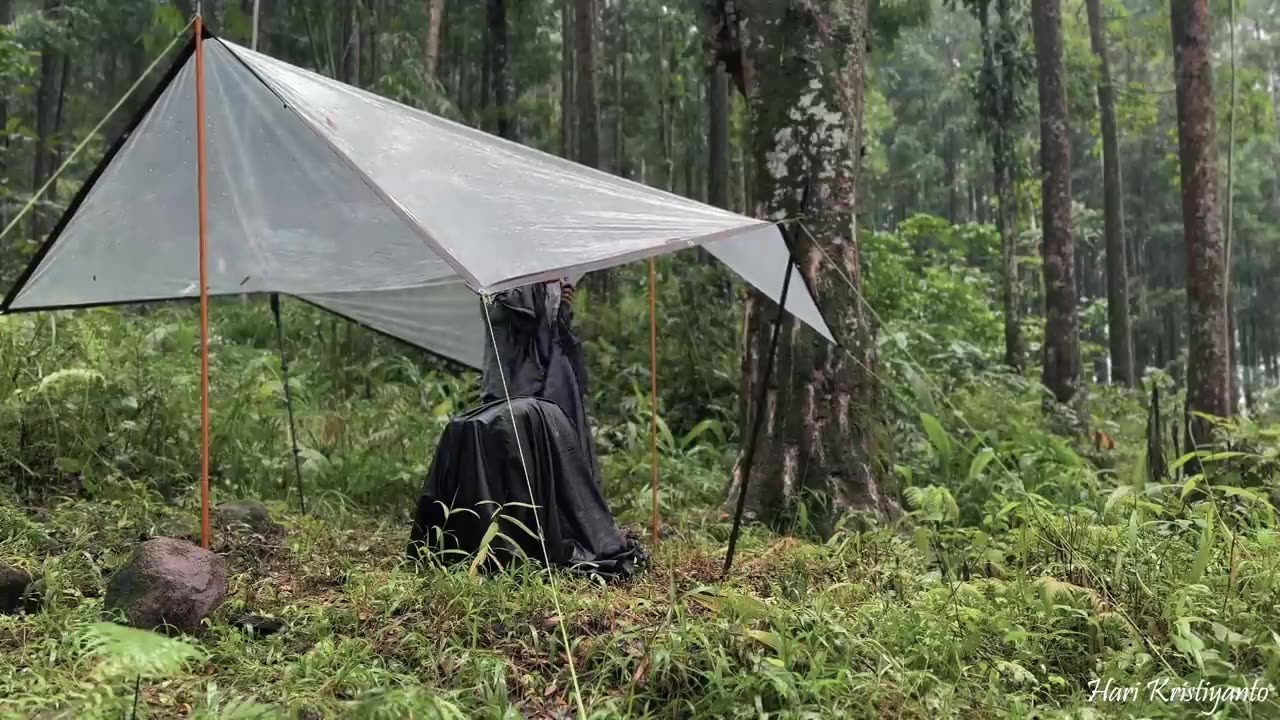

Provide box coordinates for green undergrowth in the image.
[3,461,1279,719]
[2,255,1280,717]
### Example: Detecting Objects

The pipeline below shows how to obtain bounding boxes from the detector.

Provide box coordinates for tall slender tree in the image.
[342,0,361,85]
[1031,0,1080,405]
[560,0,575,159]
[425,0,444,82]
[707,58,730,208]
[715,0,898,521]
[367,0,384,87]
[613,0,627,176]
[574,0,600,167]
[1085,0,1133,386]
[1170,0,1231,438]
[487,0,515,140]
[961,0,1029,372]
[942,28,962,223]
[657,14,671,190]
[32,0,63,243]
[0,0,12,229]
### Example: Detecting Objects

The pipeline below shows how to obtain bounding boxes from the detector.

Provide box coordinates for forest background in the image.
[1,0,1279,717]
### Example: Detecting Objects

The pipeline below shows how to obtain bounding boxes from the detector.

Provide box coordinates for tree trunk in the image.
[560,0,575,159]
[1264,324,1272,386]
[368,0,383,88]
[665,38,677,190]
[944,134,960,224]
[574,0,600,167]
[575,0,610,295]
[1170,0,1231,438]
[1084,0,1133,387]
[425,0,444,82]
[1244,311,1256,408]
[342,0,361,85]
[656,17,669,189]
[51,49,71,172]
[0,0,11,229]
[726,0,898,522]
[977,2,1025,373]
[31,0,63,243]
[1228,296,1239,412]
[1242,190,1258,405]
[1032,0,1081,405]
[1089,245,1109,384]
[708,62,730,208]
[481,3,493,129]
[613,0,626,176]
[442,0,456,95]
[487,0,515,140]
[943,30,961,223]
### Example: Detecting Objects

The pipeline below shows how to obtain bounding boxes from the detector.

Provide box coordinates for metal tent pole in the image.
[722,249,795,578]
[271,294,307,515]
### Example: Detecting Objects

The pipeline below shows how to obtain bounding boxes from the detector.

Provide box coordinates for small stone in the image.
[1,560,32,614]
[214,500,282,536]
[105,537,227,633]
[23,578,45,613]
[33,533,64,553]
[233,614,287,638]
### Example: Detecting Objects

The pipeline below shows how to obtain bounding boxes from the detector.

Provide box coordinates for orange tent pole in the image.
[194,16,212,550]
[648,258,660,544]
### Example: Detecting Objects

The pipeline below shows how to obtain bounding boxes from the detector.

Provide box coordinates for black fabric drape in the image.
[480,283,597,480]
[406,398,642,579]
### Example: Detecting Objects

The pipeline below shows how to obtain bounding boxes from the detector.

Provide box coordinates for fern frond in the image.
[79,622,203,681]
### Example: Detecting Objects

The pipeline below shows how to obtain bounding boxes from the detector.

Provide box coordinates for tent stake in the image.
[194,15,212,550]
[722,253,795,578]
[271,294,307,515]
[648,257,660,544]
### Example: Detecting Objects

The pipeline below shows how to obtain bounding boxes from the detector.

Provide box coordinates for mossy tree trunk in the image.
[720,0,898,523]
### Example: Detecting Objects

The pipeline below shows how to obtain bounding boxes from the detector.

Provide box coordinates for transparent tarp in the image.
[4,35,835,366]
[9,40,452,311]
[299,279,484,369]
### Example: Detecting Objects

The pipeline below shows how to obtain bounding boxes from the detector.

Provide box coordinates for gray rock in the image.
[22,578,45,613]
[233,614,287,638]
[214,500,282,536]
[1,560,31,614]
[105,537,227,632]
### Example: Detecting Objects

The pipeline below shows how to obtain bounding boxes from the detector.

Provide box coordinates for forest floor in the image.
[4,475,1277,719]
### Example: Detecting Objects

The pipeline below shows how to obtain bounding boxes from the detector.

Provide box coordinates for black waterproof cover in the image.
[407,397,643,579]
[480,283,597,479]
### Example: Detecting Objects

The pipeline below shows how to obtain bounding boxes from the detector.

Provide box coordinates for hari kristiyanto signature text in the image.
[1087,677,1272,716]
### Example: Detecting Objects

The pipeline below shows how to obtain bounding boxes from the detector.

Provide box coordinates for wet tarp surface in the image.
[1,35,837,371]
[406,397,642,580]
